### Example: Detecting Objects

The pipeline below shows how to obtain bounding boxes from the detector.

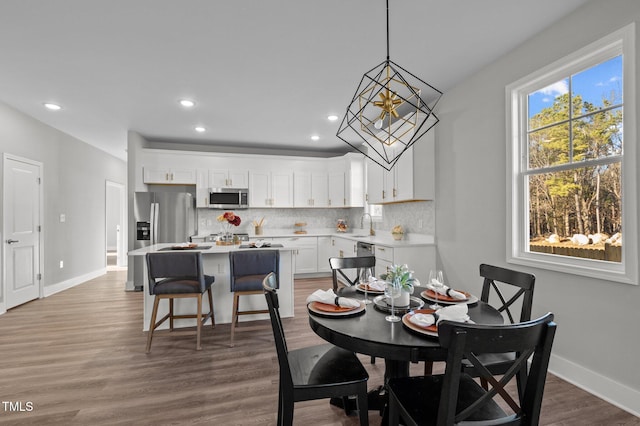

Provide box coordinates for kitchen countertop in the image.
[128,242,296,256]
[191,228,435,248]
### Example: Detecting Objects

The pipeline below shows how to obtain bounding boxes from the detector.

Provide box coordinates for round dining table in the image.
[308,285,504,380]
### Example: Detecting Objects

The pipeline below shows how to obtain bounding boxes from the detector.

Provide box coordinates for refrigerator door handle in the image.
[151,203,159,245]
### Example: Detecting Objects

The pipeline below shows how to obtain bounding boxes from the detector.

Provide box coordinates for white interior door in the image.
[105,181,125,268]
[3,155,42,309]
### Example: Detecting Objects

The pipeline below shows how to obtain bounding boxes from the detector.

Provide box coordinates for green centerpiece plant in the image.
[380,264,419,307]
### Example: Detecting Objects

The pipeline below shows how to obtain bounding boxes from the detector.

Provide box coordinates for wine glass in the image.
[428,270,444,309]
[384,281,401,322]
[359,267,373,304]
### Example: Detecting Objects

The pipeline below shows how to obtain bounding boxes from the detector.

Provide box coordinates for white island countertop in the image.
[128,242,297,257]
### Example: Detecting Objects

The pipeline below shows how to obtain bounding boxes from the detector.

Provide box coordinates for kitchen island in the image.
[128,243,295,331]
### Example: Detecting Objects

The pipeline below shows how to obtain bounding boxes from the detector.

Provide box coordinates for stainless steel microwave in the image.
[209,188,249,209]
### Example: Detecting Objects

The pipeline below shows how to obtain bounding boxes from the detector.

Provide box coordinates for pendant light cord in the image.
[386,0,390,60]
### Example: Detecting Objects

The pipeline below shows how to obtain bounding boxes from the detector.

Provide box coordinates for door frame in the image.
[105,180,126,269]
[2,153,44,314]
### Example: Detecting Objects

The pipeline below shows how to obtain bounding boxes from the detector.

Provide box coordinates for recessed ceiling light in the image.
[195,126,206,133]
[180,99,196,108]
[311,135,320,141]
[327,115,338,121]
[44,103,62,111]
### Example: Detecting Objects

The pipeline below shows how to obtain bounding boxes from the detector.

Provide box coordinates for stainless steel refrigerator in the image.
[132,192,197,290]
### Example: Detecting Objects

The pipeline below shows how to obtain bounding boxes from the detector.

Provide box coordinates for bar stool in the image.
[145,251,215,352]
[229,249,279,347]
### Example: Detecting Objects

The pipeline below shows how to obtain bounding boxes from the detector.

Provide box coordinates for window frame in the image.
[506,23,637,285]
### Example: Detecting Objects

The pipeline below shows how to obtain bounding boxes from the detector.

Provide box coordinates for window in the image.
[507,24,637,284]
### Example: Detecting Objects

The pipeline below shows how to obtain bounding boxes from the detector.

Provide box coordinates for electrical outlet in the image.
[59,260,64,268]
[60,214,66,223]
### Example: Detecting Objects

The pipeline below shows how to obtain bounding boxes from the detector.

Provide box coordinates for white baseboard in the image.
[549,353,640,418]
[43,268,107,297]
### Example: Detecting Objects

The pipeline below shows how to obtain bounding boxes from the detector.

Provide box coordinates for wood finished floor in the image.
[0,271,638,425]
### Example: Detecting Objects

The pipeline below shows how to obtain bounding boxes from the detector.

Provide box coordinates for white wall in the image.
[434,0,640,416]
[0,101,127,299]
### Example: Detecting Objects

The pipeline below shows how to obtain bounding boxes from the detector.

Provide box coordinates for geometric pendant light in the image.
[336,0,443,171]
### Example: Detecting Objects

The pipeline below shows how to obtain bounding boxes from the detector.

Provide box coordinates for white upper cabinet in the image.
[143,167,196,185]
[250,170,293,208]
[209,169,249,188]
[294,172,329,207]
[140,149,364,209]
[196,168,210,208]
[366,131,434,204]
[328,172,346,207]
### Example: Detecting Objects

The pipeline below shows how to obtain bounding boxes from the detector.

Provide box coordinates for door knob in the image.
[6,239,19,244]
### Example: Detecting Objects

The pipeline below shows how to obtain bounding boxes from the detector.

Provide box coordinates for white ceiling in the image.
[0,0,591,161]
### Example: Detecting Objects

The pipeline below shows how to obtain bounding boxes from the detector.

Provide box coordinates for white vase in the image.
[396,290,411,307]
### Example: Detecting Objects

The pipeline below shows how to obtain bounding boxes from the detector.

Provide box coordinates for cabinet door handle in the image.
[393,188,397,197]
[6,239,19,244]
[339,250,343,257]
[171,173,174,181]
[382,190,386,199]
[378,247,386,252]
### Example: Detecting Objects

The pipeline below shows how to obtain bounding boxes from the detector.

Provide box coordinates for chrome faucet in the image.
[360,213,375,236]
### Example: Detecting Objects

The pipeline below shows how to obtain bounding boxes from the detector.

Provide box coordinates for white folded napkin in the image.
[365,277,386,291]
[409,304,469,328]
[306,289,361,308]
[426,280,467,300]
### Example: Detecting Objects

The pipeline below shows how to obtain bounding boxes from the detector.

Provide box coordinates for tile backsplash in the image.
[196,201,434,236]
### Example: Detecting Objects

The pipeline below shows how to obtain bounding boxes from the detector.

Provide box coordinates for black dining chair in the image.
[329,255,377,365]
[262,272,370,426]
[145,251,215,352]
[229,249,279,347]
[388,312,556,426]
[462,264,536,397]
[329,255,376,291]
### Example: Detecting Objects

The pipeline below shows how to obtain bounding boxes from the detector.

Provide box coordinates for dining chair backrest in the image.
[262,272,291,383]
[436,313,556,425]
[146,251,207,295]
[329,256,376,291]
[479,264,535,324]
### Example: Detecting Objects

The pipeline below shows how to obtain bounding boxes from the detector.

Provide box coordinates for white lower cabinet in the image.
[272,236,317,274]
[374,244,435,284]
[316,236,332,273]
[374,244,394,277]
[329,236,358,285]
